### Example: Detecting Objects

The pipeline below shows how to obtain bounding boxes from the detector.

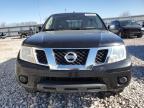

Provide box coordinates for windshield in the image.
[120,20,139,26]
[43,14,106,31]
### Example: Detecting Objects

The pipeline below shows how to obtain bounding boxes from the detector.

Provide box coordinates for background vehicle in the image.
[142,22,144,27]
[0,32,7,39]
[109,20,142,38]
[18,28,33,38]
[141,22,144,35]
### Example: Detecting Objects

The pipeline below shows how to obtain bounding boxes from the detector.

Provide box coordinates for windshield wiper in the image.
[69,28,82,30]
[43,27,104,31]
[83,27,104,30]
[43,28,63,31]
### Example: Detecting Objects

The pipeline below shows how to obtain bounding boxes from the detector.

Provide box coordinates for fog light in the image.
[19,75,28,84]
[118,77,128,84]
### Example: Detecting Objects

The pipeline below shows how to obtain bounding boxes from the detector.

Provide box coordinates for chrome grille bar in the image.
[33,48,111,70]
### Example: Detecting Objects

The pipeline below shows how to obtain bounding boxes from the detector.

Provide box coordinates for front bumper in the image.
[16,56,132,92]
[123,30,142,37]
[142,30,144,35]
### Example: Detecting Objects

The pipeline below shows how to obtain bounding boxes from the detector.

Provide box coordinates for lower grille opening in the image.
[95,49,108,64]
[123,29,141,37]
[35,50,48,64]
[124,29,141,34]
[64,88,78,90]
[43,87,56,90]
[40,77,104,84]
[87,87,101,90]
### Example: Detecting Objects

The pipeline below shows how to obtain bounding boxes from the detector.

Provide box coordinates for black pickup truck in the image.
[109,20,142,38]
[0,32,7,39]
[18,28,33,38]
[16,13,131,95]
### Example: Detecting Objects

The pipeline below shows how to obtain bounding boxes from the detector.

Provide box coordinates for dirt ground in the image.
[0,38,23,63]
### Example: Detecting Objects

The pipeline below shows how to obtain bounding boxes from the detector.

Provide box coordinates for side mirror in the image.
[38,26,42,31]
[107,25,110,30]
[109,25,116,30]
[142,22,144,27]
[36,26,42,33]
[109,24,119,34]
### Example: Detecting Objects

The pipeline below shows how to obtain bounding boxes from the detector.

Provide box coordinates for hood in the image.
[122,24,141,29]
[23,30,124,48]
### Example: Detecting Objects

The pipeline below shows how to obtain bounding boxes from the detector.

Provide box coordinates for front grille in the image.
[124,29,141,34]
[35,50,47,64]
[41,77,104,84]
[53,49,89,65]
[95,49,108,64]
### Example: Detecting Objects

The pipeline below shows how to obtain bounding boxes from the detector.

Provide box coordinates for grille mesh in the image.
[41,77,104,84]
[95,49,108,64]
[35,48,108,66]
[35,50,47,64]
[53,49,89,65]
[124,29,141,34]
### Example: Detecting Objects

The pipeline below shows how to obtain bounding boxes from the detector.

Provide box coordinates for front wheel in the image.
[137,34,143,38]
[20,34,27,38]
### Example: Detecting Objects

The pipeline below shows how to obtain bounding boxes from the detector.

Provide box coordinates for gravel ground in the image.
[0,37,144,108]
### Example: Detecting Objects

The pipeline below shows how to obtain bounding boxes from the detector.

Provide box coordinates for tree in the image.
[119,11,131,17]
[0,22,6,27]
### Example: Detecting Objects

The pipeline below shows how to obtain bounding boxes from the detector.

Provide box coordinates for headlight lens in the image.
[19,46,36,63]
[108,45,126,63]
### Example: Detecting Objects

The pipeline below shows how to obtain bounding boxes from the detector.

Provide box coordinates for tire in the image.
[20,34,26,38]
[137,34,143,38]
[0,36,6,39]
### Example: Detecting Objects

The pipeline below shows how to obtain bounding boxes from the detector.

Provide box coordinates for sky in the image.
[0,0,144,24]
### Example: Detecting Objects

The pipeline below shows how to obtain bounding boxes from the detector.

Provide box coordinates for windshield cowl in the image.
[43,27,104,31]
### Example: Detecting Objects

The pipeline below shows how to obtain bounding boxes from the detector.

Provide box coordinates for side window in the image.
[45,17,53,29]
[86,17,97,27]
[95,16,104,28]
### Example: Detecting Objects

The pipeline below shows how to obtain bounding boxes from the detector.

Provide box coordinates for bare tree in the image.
[8,22,37,27]
[0,22,6,27]
[119,11,131,17]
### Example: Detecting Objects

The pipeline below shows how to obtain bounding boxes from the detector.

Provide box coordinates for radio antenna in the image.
[37,0,42,24]
[65,8,67,13]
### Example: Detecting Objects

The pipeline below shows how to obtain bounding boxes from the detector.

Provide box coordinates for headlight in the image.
[19,46,36,63]
[108,45,126,63]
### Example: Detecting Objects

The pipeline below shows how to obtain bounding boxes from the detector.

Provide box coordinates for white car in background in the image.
[141,27,144,33]
[142,22,144,35]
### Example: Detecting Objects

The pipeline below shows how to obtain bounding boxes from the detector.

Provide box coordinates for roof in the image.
[51,12,98,16]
